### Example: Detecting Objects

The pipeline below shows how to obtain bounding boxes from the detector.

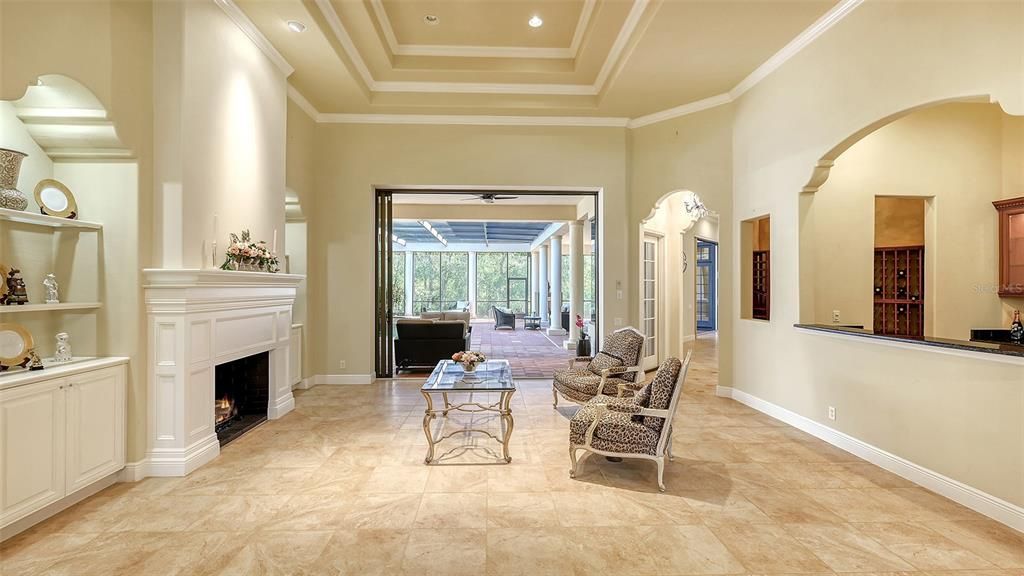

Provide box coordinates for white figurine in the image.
[54,332,72,363]
[43,273,59,304]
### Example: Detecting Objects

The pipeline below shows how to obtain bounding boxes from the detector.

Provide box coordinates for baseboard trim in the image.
[268,394,295,419]
[293,377,314,390]
[118,459,150,482]
[717,386,1024,533]
[146,434,220,477]
[314,374,376,385]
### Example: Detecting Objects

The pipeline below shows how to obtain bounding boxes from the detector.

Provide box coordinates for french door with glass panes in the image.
[641,233,661,370]
[696,239,717,332]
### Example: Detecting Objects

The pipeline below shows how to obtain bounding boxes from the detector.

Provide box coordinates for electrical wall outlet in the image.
[616,290,623,300]
[828,406,836,421]
[614,317,623,327]
[339,360,346,369]
[832,310,841,323]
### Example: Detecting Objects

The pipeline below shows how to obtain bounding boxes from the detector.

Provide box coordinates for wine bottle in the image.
[1011,310,1023,344]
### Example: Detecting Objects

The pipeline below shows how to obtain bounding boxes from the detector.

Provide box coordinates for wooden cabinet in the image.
[0,361,126,531]
[752,250,770,320]
[0,380,65,528]
[994,196,1024,296]
[873,246,925,337]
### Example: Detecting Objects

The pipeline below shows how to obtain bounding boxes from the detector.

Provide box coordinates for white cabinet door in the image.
[65,367,125,494]
[0,379,66,527]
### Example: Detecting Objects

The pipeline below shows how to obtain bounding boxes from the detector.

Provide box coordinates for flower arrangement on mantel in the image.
[219,230,279,273]
[452,351,486,373]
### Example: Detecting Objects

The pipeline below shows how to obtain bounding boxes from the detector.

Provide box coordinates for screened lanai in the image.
[382,192,598,378]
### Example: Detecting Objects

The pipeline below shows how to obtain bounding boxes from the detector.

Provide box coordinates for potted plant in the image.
[452,351,486,373]
[575,315,591,356]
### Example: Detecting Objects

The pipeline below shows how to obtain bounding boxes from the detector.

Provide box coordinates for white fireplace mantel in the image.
[143,269,304,476]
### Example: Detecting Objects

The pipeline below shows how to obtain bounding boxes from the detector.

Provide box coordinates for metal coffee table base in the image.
[421,390,516,464]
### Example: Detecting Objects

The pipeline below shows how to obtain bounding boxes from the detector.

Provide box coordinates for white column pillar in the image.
[548,234,565,335]
[403,251,414,316]
[567,220,584,346]
[468,251,478,317]
[530,250,540,315]
[538,245,550,325]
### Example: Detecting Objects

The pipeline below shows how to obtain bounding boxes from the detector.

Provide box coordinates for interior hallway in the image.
[2,334,1022,575]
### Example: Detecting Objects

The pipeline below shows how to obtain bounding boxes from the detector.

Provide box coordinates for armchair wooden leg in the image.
[569,446,580,478]
[552,387,559,408]
[656,457,666,492]
[667,438,674,461]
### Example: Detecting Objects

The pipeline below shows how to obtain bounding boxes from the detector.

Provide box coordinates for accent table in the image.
[420,359,516,464]
[523,316,542,330]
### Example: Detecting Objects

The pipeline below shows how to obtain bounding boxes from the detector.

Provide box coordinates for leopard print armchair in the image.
[568,351,692,492]
[551,326,645,408]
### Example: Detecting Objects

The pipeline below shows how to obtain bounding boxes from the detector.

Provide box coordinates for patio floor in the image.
[396,319,574,379]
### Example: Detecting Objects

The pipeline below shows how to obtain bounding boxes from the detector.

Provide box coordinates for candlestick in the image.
[213,213,219,244]
[272,229,278,255]
[212,241,218,268]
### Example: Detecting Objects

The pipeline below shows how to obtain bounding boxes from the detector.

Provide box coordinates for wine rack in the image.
[753,250,770,320]
[873,245,924,337]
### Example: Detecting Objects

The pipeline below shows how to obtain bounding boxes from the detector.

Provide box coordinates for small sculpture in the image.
[4,269,29,305]
[43,273,59,304]
[27,348,44,371]
[54,332,72,363]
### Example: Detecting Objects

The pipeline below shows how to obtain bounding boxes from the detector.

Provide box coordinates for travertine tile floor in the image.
[3,334,1024,575]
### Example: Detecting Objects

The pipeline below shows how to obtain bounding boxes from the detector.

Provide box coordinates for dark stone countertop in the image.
[794,324,1024,359]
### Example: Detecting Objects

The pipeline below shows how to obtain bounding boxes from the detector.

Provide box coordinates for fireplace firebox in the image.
[214,352,270,445]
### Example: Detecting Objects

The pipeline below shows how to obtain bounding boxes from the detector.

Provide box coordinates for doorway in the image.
[696,239,718,332]
[374,188,601,378]
[641,232,662,370]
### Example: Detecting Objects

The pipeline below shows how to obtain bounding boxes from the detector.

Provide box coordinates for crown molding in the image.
[371,81,597,96]
[314,0,376,90]
[213,0,294,78]
[593,0,650,92]
[367,0,595,61]
[287,85,319,120]
[729,0,863,100]
[627,93,732,128]
[317,113,629,127]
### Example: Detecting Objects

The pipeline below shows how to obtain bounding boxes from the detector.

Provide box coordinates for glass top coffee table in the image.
[420,359,516,464]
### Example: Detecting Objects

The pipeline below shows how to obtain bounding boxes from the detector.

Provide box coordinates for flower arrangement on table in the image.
[220,230,280,273]
[575,314,588,339]
[452,351,486,373]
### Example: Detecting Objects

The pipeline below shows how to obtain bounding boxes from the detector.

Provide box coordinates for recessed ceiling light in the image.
[286,20,306,33]
[528,15,543,28]
[424,14,439,25]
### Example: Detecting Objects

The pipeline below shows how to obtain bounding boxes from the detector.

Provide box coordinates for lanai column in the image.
[530,250,540,315]
[404,250,414,316]
[567,220,584,346]
[548,233,565,335]
[538,245,550,326]
[468,251,478,317]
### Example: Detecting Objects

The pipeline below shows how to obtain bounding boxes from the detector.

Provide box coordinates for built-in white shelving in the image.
[0,207,102,230]
[0,302,102,314]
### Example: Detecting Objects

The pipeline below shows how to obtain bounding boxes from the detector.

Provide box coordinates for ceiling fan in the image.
[462,193,520,204]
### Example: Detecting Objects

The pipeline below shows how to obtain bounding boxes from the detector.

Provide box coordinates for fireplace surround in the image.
[143,269,304,476]
[214,352,270,445]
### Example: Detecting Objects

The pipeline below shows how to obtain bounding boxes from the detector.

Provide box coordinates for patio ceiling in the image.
[393,220,551,245]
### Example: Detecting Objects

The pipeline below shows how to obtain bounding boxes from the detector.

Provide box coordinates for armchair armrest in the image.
[568,356,594,369]
[636,407,671,419]
[596,365,642,396]
[603,396,642,414]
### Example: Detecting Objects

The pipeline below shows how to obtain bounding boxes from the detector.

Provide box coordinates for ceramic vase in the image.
[0,148,28,211]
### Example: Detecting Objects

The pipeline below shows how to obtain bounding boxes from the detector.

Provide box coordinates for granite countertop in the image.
[794,324,1024,358]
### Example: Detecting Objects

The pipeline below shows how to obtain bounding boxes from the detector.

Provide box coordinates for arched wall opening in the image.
[799,98,1024,340]
[638,189,720,370]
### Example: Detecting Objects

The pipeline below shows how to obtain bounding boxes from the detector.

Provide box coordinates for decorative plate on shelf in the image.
[33,179,78,219]
[0,322,34,369]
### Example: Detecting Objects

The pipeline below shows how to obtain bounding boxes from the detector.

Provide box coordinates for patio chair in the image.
[492,306,516,330]
[568,352,691,492]
[552,326,644,407]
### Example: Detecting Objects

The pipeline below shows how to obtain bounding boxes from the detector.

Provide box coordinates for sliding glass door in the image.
[374,190,394,377]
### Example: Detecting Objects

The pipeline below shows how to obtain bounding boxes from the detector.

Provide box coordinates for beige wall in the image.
[808,103,1023,337]
[308,123,628,376]
[733,0,1024,508]
[874,197,925,248]
[629,104,734,384]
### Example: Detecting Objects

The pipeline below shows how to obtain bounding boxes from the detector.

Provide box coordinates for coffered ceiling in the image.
[233,0,842,121]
